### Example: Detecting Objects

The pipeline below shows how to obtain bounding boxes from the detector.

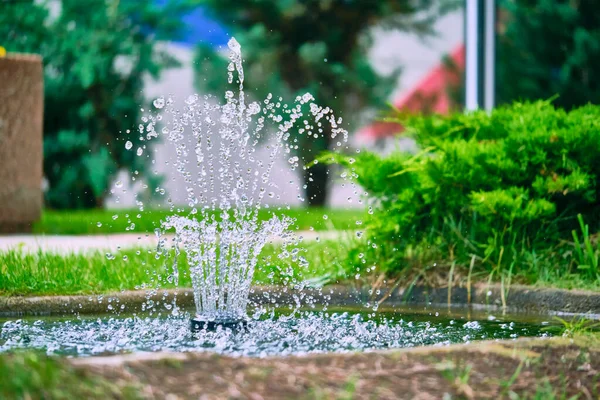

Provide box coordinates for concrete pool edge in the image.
[1,283,599,318]
[67,335,588,367]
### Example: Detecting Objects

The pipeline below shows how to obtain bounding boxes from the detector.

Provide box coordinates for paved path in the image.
[0,230,346,253]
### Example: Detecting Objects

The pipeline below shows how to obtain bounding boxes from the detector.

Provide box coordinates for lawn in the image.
[32,207,365,235]
[2,233,600,297]
[0,238,358,296]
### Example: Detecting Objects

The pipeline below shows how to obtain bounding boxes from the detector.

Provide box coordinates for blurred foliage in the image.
[193,0,459,206]
[497,0,600,109]
[0,0,195,208]
[326,101,600,282]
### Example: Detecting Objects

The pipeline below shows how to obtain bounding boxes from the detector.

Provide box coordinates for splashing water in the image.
[142,38,347,322]
[0,309,552,357]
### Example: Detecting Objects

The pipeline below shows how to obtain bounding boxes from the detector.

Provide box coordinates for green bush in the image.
[328,100,600,283]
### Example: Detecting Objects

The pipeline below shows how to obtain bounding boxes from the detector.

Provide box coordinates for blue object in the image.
[176,7,230,48]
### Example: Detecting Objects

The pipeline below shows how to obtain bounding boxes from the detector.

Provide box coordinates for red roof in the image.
[357,44,465,141]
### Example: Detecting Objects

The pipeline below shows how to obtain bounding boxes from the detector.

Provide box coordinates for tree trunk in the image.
[299,117,333,207]
[303,161,330,207]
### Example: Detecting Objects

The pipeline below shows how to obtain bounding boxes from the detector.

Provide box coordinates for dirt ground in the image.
[72,336,600,400]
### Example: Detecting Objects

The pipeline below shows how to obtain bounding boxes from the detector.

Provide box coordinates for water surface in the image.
[0,305,556,357]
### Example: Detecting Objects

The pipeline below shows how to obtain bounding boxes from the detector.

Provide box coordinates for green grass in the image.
[343,210,600,294]
[33,207,364,235]
[0,351,141,399]
[6,205,600,296]
[2,228,600,296]
[0,238,358,296]
[543,316,600,338]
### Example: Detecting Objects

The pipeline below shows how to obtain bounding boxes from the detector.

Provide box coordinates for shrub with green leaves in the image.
[327,100,600,281]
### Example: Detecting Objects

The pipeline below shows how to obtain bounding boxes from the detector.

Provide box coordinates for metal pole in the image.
[465,0,479,110]
[483,0,496,110]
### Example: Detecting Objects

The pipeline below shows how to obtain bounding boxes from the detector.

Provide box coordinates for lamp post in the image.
[465,0,496,111]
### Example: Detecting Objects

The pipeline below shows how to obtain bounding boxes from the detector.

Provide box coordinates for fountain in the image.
[145,38,347,332]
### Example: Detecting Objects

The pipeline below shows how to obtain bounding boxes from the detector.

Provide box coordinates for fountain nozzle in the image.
[190,314,248,333]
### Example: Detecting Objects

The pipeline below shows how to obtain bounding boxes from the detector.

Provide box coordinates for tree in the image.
[193,0,456,206]
[497,0,600,110]
[1,0,195,208]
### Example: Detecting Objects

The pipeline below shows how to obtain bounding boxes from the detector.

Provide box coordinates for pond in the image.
[0,304,556,357]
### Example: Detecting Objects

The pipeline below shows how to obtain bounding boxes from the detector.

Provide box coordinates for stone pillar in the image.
[0,54,44,233]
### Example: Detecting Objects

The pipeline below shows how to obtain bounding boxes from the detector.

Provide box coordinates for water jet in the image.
[152,36,348,329]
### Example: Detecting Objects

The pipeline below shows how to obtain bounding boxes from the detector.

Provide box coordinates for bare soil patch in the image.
[73,337,600,399]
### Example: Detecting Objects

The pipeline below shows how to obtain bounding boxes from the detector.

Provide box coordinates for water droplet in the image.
[153,96,165,109]
[125,141,133,150]
[247,102,261,115]
[185,94,198,105]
